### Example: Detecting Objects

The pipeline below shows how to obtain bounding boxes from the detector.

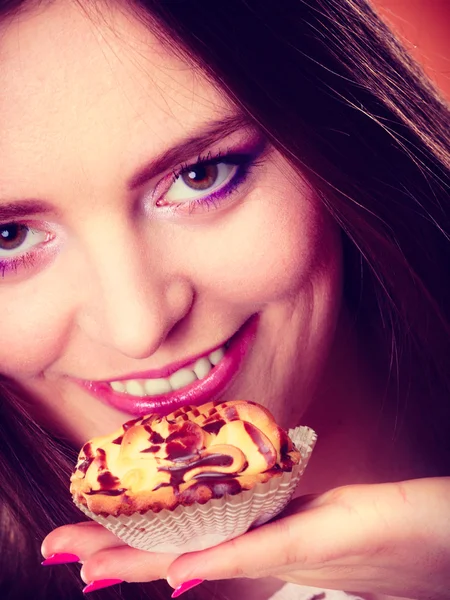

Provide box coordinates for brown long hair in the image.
[1,1,449,598]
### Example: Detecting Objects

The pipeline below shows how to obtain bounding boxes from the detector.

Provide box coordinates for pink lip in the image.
[95,340,228,382]
[79,314,259,417]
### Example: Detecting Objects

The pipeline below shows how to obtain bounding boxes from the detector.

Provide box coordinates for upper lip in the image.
[86,339,229,384]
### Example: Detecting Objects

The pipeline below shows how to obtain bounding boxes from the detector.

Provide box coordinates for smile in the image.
[108,344,228,397]
[79,314,258,417]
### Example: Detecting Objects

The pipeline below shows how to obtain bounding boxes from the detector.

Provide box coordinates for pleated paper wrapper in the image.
[73,425,317,553]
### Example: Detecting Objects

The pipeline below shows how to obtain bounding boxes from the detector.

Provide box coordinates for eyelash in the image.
[0,224,52,279]
[158,146,264,214]
[0,250,38,278]
[0,142,266,279]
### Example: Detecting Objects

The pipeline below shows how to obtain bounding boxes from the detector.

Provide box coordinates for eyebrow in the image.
[0,199,57,222]
[127,112,252,190]
[0,113,252,220]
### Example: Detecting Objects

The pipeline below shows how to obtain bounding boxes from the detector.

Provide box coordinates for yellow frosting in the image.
[70,400,300,516]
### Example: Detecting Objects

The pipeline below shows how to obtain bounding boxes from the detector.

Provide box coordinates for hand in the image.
[168,478,450,599]
[41,521,179,590]
[41,478,450,599]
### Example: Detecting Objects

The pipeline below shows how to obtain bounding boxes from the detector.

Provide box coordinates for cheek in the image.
[0,269,76,378]
[180,183,341,304]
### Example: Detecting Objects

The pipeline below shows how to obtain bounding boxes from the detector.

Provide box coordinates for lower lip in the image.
[80,314,259,417]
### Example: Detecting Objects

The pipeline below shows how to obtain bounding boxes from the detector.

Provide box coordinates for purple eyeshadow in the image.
[183,138,267,212]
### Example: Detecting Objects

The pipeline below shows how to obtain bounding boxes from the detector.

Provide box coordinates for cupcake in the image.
[70,400,316,553]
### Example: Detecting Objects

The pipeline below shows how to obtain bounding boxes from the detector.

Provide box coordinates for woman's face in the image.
[0,1,342,446]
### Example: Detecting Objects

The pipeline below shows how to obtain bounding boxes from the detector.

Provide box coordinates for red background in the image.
[373,0,450,98]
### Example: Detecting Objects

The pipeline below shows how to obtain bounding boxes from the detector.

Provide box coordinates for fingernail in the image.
[41,553,80,566]
[82,579,123,593]
[171,579,204,598]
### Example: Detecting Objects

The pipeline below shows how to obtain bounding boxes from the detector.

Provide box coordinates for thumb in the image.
[166,499,329,587]
[280,493,322,517]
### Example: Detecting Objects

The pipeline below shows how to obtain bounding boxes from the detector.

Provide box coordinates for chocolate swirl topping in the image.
[70,400,300,514]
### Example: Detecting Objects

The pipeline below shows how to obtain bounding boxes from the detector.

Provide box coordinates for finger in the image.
[41,522,127,561]
[80,545,178,584]
[167,484,396,588]
[279,493,322,517]
[168,480,448,593]
[167,506,328,587]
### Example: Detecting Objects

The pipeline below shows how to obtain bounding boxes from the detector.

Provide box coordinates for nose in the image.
[76,228,194,359]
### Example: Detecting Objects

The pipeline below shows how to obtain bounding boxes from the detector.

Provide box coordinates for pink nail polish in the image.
[41,553,80,566]
[82,579,123,593]
[171,579,204,598]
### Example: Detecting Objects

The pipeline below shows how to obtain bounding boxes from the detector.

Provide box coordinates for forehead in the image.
[0,1,230,195]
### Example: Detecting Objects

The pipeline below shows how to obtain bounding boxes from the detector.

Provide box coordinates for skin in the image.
[0,0,341,445]
[1,2,449,599]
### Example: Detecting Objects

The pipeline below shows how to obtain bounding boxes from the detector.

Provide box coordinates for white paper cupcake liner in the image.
[74,425,317,553]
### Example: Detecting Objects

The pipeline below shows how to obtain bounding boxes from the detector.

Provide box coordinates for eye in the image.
[0,223,49,257]
[161,162,237,205]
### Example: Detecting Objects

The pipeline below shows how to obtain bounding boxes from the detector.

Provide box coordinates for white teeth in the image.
[193,357,212,380]
[110,381,126,393]
[124,380,146,397]
[169,368,197,391]
[109,343,227,396]
[209,347,225,366]
[144,377,172,396]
